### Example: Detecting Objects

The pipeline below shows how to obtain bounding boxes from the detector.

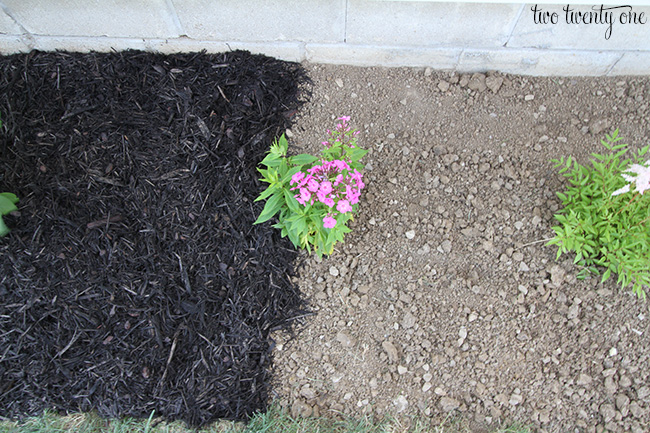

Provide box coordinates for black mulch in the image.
[0,50,310,426]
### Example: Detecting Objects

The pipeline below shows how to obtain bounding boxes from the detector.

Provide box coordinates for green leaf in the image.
[283,188,300,213]
[281,166,303,185]
[0,192,18,204]
[347,147,368,163]
[0,194,18,215]
[255,184,277,202]
[278,134,289,154]
[254,192,284,225]
[601,268,612,283]
[278,159,289,178]
[265,167,278,183]
[260,151,282,168]
[290,153,319,166]
[285,224,300,248]
[0,217,10,237]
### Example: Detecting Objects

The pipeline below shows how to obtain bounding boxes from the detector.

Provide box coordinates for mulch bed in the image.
[0,50,309,426]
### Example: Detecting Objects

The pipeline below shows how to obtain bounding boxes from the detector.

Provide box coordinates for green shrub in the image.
[548,129,650,299]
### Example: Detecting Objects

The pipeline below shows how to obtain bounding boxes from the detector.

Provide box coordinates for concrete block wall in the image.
[0,0,648,76]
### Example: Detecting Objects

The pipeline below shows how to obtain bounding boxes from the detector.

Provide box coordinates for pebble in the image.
[616,394,630,414]
[439,396,460,412]
[468,73,487,92]
[589,118,610,135]
[577,373,592,386]
[619,375,632,388]
[637,386,650,400]
[599,403,616,422]
[382,341,400,363]
[335,78,344,88]
[629,401,643,418]
[300,385,317,400]
[336,331,354,348]
[509,393,523,406]
[604,376,617,395]
[329,266,339,277]
[394,395,408,413]
[567,303,580,320]
[524,94,535,101]
[486,75,503,93]
[550,265,566,286]
[291,399,313,417]
[402,312,416,329]
[405,230,415,239]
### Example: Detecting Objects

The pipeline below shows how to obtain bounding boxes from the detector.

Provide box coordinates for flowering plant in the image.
[254,117,367,257]
[548,129,650,298]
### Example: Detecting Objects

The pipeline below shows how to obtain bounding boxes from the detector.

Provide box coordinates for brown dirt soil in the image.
[271,64,650,433]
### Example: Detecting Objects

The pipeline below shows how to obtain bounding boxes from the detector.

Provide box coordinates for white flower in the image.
[612,160,650,196]
[611,184,630,196]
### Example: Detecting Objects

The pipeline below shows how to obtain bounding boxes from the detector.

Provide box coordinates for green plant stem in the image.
[613,192,642,217]
[615,214,650,241]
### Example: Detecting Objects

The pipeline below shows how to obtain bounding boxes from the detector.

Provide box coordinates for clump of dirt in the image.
[272,65,650,433]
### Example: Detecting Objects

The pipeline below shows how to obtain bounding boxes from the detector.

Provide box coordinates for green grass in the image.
[0,404,532,433]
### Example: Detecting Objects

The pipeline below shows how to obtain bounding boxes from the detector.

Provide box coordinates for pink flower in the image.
[299,188,311,204]
[307,178,320,192]
[336,200,352,213]
[316,186,335,207]
[338,116,351,122]
[333,160,349,171]
[323,216,336,228]
[319,181,332,194]
[322,197,335,208]
[291,171,305,185]
[345,185,361,204]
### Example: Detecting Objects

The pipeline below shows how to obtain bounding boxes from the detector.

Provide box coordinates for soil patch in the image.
[0,50,308,426]
[272,65,650,433]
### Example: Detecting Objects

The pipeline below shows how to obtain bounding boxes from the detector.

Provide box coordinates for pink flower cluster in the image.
[290,159,365,229]
[322,115,360,148]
